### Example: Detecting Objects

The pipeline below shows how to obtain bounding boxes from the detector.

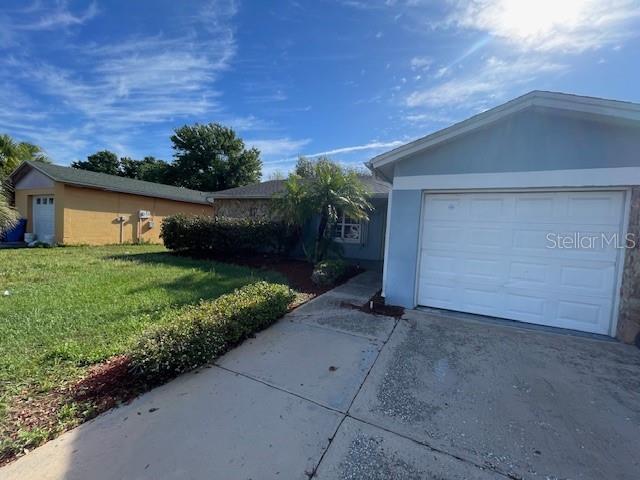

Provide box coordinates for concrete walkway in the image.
[2,271,639,479]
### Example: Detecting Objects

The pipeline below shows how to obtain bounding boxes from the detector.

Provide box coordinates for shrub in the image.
[161,214,296,255]
[311,259,352,286]
[129,281,295,383]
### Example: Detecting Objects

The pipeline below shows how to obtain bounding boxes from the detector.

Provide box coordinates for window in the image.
[36,198,41,204]
[48,198,54,205]
[333,211,361,243]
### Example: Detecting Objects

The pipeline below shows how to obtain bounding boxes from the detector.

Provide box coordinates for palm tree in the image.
[274,157,372,262]
[0,134,49,180]
[0,186,17,235]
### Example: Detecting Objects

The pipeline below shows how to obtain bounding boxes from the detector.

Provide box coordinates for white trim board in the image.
[393,167,640,191]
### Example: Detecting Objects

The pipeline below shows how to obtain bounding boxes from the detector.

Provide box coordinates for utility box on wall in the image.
[138,210,151,219]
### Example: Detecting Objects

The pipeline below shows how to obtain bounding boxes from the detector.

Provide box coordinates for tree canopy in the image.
[170,123,262,191]
[0,134,49,181]
[71,150,120,175]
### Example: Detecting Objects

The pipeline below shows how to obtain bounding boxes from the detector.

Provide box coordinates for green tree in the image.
[0,134,49,180]
[170,123,262,191]
[71,150,120,175]
[294,156,315,178]
[273,157,372,262]
[120,156,170,183]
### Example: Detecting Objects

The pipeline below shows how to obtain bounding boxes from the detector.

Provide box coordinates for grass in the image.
[0,244,285,460]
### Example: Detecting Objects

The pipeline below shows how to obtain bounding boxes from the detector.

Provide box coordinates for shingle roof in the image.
[211,176,390,199]
[15,161,211,205]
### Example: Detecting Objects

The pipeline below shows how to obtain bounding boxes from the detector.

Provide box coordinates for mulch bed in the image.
[181,251,362,297]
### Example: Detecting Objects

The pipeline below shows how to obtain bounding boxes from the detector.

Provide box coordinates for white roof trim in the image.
[368,91,640,170]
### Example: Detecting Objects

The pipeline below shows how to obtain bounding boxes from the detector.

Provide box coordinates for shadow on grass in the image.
[107,251,287,298]
[107,251,281,275]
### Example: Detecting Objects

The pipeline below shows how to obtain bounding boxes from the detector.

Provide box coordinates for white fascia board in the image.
[392,167,640,191]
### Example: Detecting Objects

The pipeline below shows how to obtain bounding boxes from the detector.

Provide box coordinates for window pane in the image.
[343,224,361,241]
[36,198,41,204]
[49,198,54,204]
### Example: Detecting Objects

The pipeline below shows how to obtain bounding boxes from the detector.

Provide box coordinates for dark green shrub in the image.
[161,214,296,255]
[311,259,352,286]
[129,281,295,383]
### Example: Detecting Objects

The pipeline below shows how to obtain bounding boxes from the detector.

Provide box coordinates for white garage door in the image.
[417,191,626,335]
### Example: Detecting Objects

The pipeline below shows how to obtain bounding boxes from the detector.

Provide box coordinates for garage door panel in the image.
[505,293,546,318]
[469,197,508,218]
[566,194,623,221]
[557,301,603,326]
[509,262,549,284]
[559,265,615,292]
[424,197,466,220]
[418,190,624,335]
[515,196,556,218]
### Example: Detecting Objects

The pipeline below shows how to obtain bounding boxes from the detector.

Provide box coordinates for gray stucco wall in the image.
[15,169,55,189]
[383,190,422,307]
[395,107,640,177]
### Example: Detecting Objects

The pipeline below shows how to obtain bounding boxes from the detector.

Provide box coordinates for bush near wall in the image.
[311,259,353,286]
[129,281,295,383]
[161,214,296,255]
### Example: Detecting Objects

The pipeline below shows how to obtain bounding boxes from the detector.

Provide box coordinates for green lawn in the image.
[0,245,285,458]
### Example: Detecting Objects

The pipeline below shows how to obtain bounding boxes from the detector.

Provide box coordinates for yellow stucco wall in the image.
[62,185,211,245]
[14,182,211,245]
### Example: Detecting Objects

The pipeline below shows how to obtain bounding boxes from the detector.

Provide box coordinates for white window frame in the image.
[333,211,362,244]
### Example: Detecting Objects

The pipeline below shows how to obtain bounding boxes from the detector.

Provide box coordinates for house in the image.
[8,161,212,245]
[368,91,640,343]
[210,176,390,269]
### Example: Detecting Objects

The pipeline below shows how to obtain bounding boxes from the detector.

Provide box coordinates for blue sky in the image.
[1,1,640,177]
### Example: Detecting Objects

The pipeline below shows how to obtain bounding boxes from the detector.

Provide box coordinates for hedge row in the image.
[161,215,297,255]
[129,281,295,383]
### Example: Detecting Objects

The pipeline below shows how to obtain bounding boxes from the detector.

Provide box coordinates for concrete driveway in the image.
[2,272,639,480]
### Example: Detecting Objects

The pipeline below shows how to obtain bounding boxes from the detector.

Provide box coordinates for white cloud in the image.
[304,140,405,158]
[444,0,640,52]
[247,138,311,157]
[404,112,456,124]
[410,56,432,71]
[15,1,100,31]
[406,56,567,108]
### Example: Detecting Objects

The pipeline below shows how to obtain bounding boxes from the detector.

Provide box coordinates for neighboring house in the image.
[8,161,212,245]
[368,90,640,343]
[211,176,390,269]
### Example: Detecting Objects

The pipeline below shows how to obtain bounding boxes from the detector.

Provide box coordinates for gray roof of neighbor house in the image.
[10,161,212,205]
[211,176,390,199]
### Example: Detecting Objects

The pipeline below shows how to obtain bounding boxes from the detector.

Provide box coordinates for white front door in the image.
[417,191,626,335]
[32,196,55,240]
